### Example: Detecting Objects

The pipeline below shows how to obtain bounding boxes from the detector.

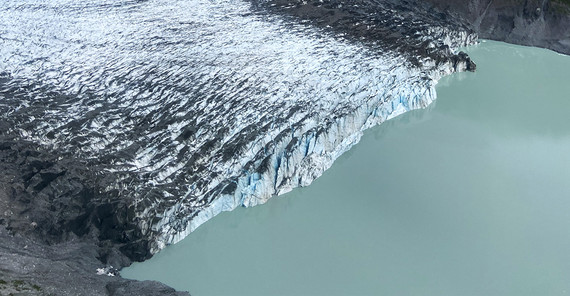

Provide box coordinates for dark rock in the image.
[106,281,189,296]
[416,0,570,54]
[0,228,189,296]
[0,137,188,295]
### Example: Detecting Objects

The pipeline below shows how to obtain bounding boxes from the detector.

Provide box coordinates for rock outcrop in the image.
[0,137,188,295]
[418,0,570,54]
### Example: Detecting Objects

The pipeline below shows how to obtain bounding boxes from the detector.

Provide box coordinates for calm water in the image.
[123,41,570,295]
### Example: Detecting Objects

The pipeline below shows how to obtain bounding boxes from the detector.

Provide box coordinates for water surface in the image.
[123,41,570,296]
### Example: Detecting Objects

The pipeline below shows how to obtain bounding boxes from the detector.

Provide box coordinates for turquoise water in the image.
[123,41,570,296]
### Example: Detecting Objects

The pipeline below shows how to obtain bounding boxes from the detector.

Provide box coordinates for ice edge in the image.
[152,34,478,253]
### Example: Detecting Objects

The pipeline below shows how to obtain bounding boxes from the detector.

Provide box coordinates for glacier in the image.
[0,0,476,256]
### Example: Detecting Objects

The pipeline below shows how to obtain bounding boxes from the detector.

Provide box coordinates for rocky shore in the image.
[0,137,188,295]
[0,0,567,295]
[0,228,187,296]
[420,0,570,55]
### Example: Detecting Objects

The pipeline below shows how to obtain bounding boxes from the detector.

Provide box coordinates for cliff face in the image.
[418,0,570,54]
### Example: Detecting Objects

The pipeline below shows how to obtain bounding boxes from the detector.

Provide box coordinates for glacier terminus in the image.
[0,0,478,261]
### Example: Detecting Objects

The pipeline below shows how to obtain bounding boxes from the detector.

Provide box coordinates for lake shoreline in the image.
[1,0,569,294]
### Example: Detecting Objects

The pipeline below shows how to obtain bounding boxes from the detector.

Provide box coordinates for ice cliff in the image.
[0,0,476,258]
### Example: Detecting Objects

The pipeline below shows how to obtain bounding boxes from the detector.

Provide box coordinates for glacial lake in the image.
[123,41,570,295]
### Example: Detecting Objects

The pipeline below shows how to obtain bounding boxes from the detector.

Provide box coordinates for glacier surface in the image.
[0,0,476,254]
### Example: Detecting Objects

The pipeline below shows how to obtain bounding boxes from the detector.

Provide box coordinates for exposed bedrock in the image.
[417,0,570,54]
[0,138,189,295]
[0,229,188,296]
